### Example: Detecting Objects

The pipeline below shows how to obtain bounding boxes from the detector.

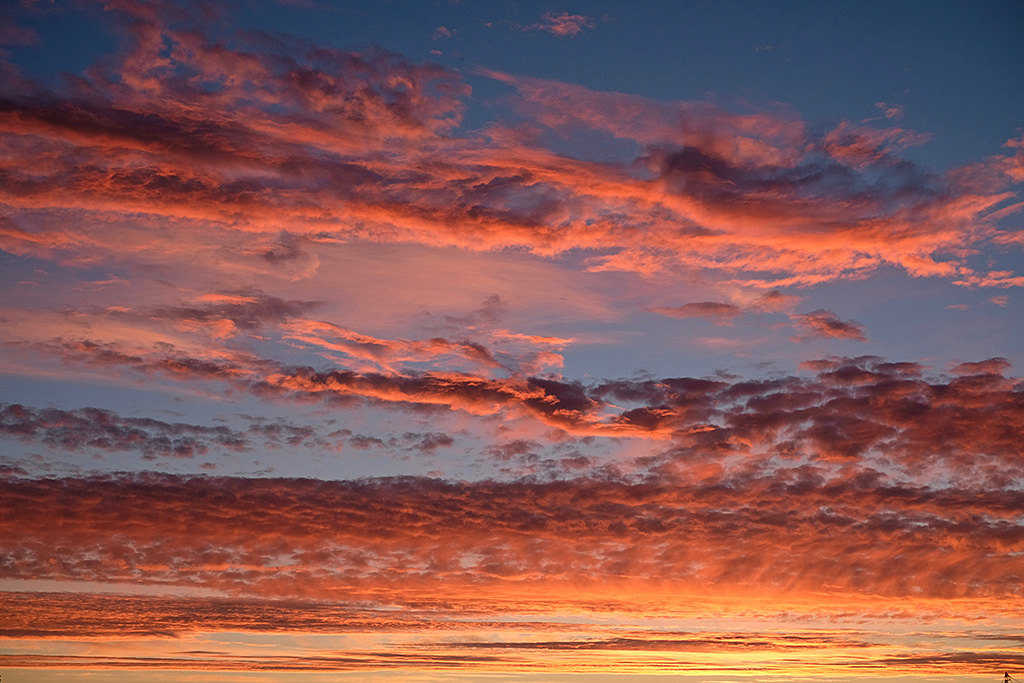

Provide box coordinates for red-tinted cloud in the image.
[0,403,246,458]
[1,467,1021,606]
[0,2,1019,290]
[18,334,1024,478]
[651,289,801,324]
[791,309,869,341]
[8,591,1015,678]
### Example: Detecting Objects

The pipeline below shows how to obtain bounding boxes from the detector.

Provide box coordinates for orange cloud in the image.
[0,3,1019,292]
[1,463,1021,610]
[11,329,1024,475]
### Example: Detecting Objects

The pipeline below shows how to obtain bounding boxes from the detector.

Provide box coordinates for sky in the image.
[1,0,1023,681]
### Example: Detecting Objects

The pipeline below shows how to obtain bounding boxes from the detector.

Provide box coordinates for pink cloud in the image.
[874,101,905,120]
[523,11,596,36]
[650,301,743,323]
[651,290,800,323]
[0,8,1020,291]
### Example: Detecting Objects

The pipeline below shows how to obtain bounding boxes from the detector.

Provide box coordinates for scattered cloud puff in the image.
[0,403,341,461]
[0,403,246,459]
[3,590,1018,678]
[522,11,596,36]
[791,309,869,342]
[874,101,905,120]
[651,289,801,325]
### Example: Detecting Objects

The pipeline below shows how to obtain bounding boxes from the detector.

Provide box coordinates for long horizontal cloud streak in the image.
[0,592,917,648]
[0,403,247,458]
[1,2,1021,287]
[1,472,1021,601]
[4,594,1020,678]
[22,334,1024,480]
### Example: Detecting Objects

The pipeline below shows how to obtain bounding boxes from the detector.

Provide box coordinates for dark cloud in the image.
[520,12,596,37]
[650,290,800,325]
[402,431,455,453]
[0,403,351,459]
[0,403,247,458]
[148,291,320,331]
[486,439,541,461]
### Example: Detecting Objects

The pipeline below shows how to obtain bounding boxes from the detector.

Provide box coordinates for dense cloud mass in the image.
[1,471,1022,600]
[0,0,1021,288]
[0,403,247,458]
[1,0,1022,680]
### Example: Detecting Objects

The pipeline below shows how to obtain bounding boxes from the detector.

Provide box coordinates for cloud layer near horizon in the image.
[1,2,1023,680]
[3,353,1023,604]
[2,468,1022,602]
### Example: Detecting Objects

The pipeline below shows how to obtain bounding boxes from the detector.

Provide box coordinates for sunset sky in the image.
[1,0,1023,681]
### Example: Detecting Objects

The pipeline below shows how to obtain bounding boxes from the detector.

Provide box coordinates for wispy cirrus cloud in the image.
[650,289,801,324]
[650,301,744,324]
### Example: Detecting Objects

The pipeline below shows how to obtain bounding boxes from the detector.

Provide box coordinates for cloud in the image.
[147,291,320,337]
[1,596,1019,678]
[522,12,596,37]
[281,318,508,375]
[650,301,743,323]
[874,101,905,120]
[0,16,38,46]
[950,357,1011,376]
[1,465,1022,606]
[0,2,1018,291]
[16,335,1024,481]
[327,428,455,454]
[791,309,868,342]
[650,290,800,324]
[0,403,343,460]
[0,403,247,459]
